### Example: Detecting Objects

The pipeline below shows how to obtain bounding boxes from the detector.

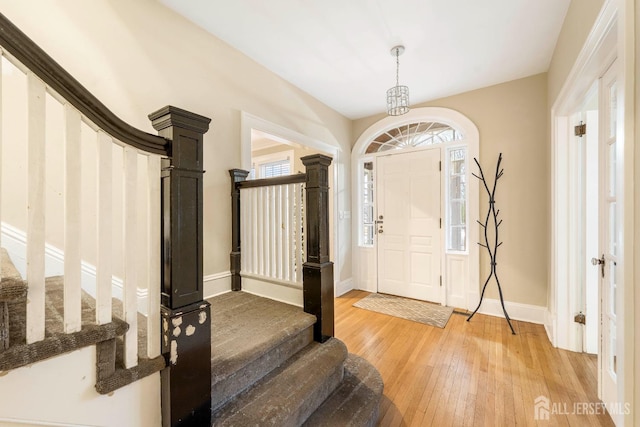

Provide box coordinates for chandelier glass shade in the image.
[386,45,410,116]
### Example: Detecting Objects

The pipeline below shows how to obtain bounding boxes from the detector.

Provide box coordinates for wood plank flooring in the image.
[335,291,615,427]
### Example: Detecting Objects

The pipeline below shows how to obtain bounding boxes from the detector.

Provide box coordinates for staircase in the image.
[209,291,383,426]
[1,248,383,426]
[0,248,165,390]
[0,12,383,425]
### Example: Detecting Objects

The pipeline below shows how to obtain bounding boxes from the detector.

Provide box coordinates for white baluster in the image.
[123,146,138,368]
[26,73,46,343]
[240,189,250,274]
[251,188,258,275]
[295,183,304,283]
[257,187,264,276]
[63,105,82,333]
[96,131,113,325]
[288,184,296,282]
[146,155,161,359]
[275,185,286,280]
[269,186,276,277]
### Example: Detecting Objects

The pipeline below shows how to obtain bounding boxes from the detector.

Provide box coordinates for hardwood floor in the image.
[335,291,615,427]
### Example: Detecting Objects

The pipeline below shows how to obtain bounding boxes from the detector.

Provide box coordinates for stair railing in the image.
[0,17,165,366]
[230,154,335,342]
[0,12,212,425]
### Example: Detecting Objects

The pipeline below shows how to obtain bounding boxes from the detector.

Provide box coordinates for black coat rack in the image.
[466,153,516,334]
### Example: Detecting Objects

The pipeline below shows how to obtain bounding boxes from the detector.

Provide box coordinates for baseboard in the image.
[336,278,353,297]
[1,222,149,314]
[0,418,91,427]
[477,298,546,325]
[204,271,232,299]
[544,309,556,346]
[242,275,303,307]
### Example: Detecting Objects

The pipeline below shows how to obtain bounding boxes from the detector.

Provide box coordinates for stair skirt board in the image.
[0,267,165,391]
[1,222,149,315]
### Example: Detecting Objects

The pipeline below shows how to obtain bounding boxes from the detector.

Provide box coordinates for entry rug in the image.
[353,293,454,328]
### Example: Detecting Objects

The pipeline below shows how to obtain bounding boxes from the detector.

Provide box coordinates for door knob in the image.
[591,254,605,278]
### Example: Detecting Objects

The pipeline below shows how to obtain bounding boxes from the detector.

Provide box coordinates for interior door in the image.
[596,60,618,414]
[572,85,599,355]
[376,148,441,302]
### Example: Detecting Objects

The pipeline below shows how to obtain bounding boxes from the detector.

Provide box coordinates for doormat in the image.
[353,293,454,328]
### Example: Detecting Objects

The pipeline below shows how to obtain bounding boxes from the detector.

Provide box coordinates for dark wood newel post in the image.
[149,106,212,427]
[229,169,249,291]
[301,154,334,343]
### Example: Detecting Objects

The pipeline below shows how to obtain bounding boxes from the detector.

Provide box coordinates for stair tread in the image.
[304,354,384,427]
[212,337,347,427]
[208,291,315,380]
[0,248,27,302]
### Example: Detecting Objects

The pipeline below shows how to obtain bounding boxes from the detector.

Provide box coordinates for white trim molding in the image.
[241,276,303,307]
[477,299,547,325]
[203,271,232,299]
[549,0,617,352]
[336,278,353,297]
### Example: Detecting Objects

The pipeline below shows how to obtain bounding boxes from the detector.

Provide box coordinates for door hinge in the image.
[574,121,586,137]
[574,312,586,325]
[439,161,442,171]
[440,276,442,287]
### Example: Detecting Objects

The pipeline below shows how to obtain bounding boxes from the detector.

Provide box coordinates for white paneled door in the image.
[376,148,441,302]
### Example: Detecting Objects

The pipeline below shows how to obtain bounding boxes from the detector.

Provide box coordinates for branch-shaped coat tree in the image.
[467,153,516,334]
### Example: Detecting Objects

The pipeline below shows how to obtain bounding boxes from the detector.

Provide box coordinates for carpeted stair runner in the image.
[0,248,28,350]
[0,249,164,391]
[209,291,316,410]
[208,291,383,426]
[2,247,383,423]
[303,354,384,427]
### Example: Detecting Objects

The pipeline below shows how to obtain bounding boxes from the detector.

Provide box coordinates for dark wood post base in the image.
[303,261,334,342]
[161,302,212,427]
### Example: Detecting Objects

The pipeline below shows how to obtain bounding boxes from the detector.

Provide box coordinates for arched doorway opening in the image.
[352,107,479,309]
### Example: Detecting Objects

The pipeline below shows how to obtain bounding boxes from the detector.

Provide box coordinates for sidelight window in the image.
[447,147,467,252]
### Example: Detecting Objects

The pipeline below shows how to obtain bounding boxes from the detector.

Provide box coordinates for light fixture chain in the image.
[386,45,409,116]
[395,47,400,87]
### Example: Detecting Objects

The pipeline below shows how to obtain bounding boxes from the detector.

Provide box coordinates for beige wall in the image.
[0,0,353,281]
[547,0,606,105]
[354,74,549,307]
[630,0,639,422]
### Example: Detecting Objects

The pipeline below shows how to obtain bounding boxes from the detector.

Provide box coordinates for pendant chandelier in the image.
[386,45,410,116]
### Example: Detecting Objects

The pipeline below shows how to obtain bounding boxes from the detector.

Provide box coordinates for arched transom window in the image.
[365,121,463,153]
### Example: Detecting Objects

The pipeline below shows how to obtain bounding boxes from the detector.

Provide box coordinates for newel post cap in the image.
[148,105,211,134]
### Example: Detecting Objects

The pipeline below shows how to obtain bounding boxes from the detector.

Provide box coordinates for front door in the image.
[376,148,441,302]
[596,60,618,415]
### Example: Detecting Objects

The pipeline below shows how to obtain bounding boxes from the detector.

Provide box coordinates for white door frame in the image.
[550,0,634,423]
[352,107,479,309]
[240,111,341,290]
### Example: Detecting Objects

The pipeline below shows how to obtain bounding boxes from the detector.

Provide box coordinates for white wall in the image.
[0,0,354,424]
[0,0,353,285]
[0,347,161,427]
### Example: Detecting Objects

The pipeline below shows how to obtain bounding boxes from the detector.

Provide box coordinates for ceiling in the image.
[159,0,570,120]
